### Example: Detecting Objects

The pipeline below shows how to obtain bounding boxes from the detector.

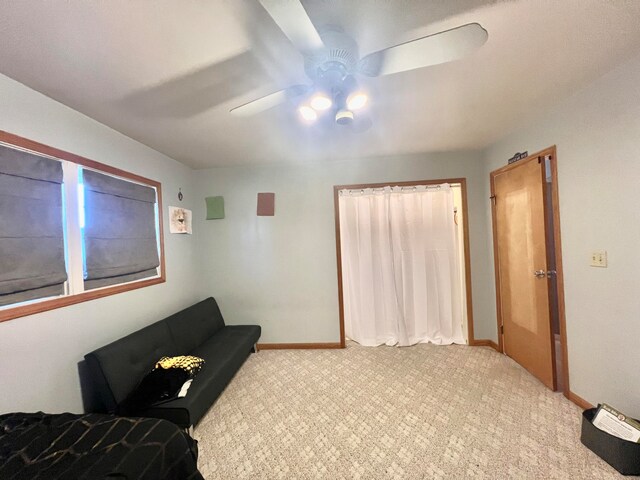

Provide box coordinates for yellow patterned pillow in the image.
[155,355,205,377]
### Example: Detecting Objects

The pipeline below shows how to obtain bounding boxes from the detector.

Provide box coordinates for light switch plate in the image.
[590,250,607,268]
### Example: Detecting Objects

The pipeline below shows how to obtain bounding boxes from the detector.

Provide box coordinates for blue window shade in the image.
[81,169,159,290]
[0,144,67,306]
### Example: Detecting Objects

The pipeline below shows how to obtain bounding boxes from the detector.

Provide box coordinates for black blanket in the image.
[0,412,204,480]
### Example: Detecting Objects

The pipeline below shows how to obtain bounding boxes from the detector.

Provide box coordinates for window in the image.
[0,146,67,307]
[81,169,160,290]
[0,131,165,322]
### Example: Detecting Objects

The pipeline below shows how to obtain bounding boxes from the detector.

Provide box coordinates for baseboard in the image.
[257,342,343,351]
[567,390,593,410]
[470,339,500,352]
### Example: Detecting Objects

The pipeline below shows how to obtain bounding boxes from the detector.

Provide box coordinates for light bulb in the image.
[310,94,332,111]
[347,92,368,110]
[298,105,317,122]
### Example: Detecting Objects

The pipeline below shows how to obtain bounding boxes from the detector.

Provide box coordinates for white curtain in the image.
[339,184,465,347]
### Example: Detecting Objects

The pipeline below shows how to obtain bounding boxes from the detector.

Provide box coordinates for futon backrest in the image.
[85,321,178,412]
[163,297,226,353]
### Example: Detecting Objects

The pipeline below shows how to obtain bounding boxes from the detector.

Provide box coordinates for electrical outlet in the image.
[590,250,607,268]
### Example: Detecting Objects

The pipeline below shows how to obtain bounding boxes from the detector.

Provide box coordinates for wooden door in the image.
[491,155,556,389]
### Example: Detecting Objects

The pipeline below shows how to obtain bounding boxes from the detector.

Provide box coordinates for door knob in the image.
[534,270,546,278]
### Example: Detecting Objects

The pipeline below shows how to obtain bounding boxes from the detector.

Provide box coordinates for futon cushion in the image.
[118,367,191,415]
[164,297,226,352]
[194,325,261,359]
[135,325,261,428]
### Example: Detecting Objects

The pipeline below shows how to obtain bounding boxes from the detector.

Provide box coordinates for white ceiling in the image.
[1,0,640,168]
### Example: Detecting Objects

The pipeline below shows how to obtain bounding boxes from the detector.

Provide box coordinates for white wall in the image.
[483,53,640,416]
[0,74,200,414]
[192,152,496,343]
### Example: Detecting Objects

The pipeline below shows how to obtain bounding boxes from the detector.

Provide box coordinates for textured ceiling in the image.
[1,0,640,168]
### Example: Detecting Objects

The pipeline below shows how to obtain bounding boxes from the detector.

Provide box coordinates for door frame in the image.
[490,145,571,396]
[333,178,475,348]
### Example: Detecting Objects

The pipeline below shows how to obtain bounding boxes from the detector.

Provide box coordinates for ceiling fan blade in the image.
[258,0,324,53]
[230,85,308,116]
[359,23,488,77]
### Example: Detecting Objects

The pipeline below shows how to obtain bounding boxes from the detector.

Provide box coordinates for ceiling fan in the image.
[230,0,488,130]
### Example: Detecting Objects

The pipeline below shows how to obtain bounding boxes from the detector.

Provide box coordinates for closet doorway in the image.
[490,146,569,393]
[333,178,475,348]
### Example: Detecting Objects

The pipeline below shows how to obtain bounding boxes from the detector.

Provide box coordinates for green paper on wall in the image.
[205,196,224,219]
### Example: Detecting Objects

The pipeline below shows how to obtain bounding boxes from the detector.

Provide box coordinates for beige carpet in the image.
[194,343,622,479]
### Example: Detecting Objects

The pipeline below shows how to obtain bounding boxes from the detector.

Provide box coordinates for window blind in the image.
[0,144,67,306]
[82,169,159,290]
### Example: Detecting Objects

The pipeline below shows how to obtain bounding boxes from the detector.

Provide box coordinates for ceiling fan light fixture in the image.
[309,93,332,111]
[298,105,318,122]
[335,109,354,125]
[346,92,368,110]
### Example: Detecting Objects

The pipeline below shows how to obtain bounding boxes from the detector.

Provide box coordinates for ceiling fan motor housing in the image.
[304,26,359,82]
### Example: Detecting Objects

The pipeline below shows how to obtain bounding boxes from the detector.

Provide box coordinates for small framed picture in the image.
[169,206,192,234]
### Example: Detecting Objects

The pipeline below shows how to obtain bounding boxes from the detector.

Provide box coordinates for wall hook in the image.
[178,188,183,202]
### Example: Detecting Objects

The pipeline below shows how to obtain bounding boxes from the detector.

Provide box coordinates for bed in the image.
[0,412,203,480]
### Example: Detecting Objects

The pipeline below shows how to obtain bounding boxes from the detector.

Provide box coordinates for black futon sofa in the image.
[85,297,261,428]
